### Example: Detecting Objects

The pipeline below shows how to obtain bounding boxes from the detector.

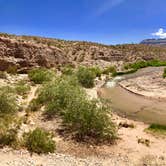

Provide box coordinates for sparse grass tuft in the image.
[146,124,166,135]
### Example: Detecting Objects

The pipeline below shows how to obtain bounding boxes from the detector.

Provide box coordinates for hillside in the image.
[1,33,166,72]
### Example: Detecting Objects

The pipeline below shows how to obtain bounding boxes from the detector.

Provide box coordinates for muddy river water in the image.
[100,67,166,125]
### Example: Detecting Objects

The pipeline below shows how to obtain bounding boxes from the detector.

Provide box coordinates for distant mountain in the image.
[140,38,166,45]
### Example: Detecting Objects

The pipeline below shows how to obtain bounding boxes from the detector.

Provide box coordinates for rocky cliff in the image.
[1,33,166,72]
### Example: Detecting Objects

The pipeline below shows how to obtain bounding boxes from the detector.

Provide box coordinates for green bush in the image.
[15,80,31,97]
[125,60,166,71]
[7,65,18,74]
[163,68,166,78]
[76,66,96,88]
[0,87,18,117]
[89,67,102,77]
[63,99,116,141]
[37,76,116,142]
[102,66,116,75]
[24,128,55,154]
[28,68,55,84]
[147,124,166,135]
[37,76,83,115]
[61,66,74,75]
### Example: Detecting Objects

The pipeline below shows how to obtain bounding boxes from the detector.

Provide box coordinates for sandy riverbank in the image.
[119,68,166,100]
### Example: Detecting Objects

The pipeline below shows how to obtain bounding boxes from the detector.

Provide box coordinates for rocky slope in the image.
[1,33,166,72]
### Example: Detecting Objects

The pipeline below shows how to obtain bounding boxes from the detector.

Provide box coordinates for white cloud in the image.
[96,0,125,16]
[152,28,166,39]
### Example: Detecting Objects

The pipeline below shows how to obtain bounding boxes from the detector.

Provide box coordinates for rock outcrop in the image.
[0,36,69,72]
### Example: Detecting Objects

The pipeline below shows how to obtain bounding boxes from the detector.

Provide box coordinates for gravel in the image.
[0,148,132,166]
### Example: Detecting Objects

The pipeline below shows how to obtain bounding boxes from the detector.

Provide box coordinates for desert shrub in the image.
[15,80,31,97]
[37,75,83,115]
[63,99,116,142]
[28,68,55,84]
[89,66,102,77]
[24,128,55,154]
[0,128,18,148]
[37,76,116,142]
[163,68,166,78]
[102,66,116,75]
[0,71,7,79]
[76,66,96,88]
[0,114,21,148]
[61,66,74,75]
[0,87,18,117]
[7,65,18,74]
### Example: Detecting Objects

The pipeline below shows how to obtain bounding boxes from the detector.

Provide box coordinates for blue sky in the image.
[0,0,166,44]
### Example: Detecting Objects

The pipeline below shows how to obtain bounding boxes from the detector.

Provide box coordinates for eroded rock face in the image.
[1,33,166,72]
[0,37,69,72]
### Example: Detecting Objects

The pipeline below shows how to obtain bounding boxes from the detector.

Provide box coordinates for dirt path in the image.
[25,85,39,107]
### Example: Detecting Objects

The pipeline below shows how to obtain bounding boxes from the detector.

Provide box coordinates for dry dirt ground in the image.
[0,74,166,166]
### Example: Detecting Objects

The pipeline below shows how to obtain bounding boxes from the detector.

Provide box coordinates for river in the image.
[100,67,166,125]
